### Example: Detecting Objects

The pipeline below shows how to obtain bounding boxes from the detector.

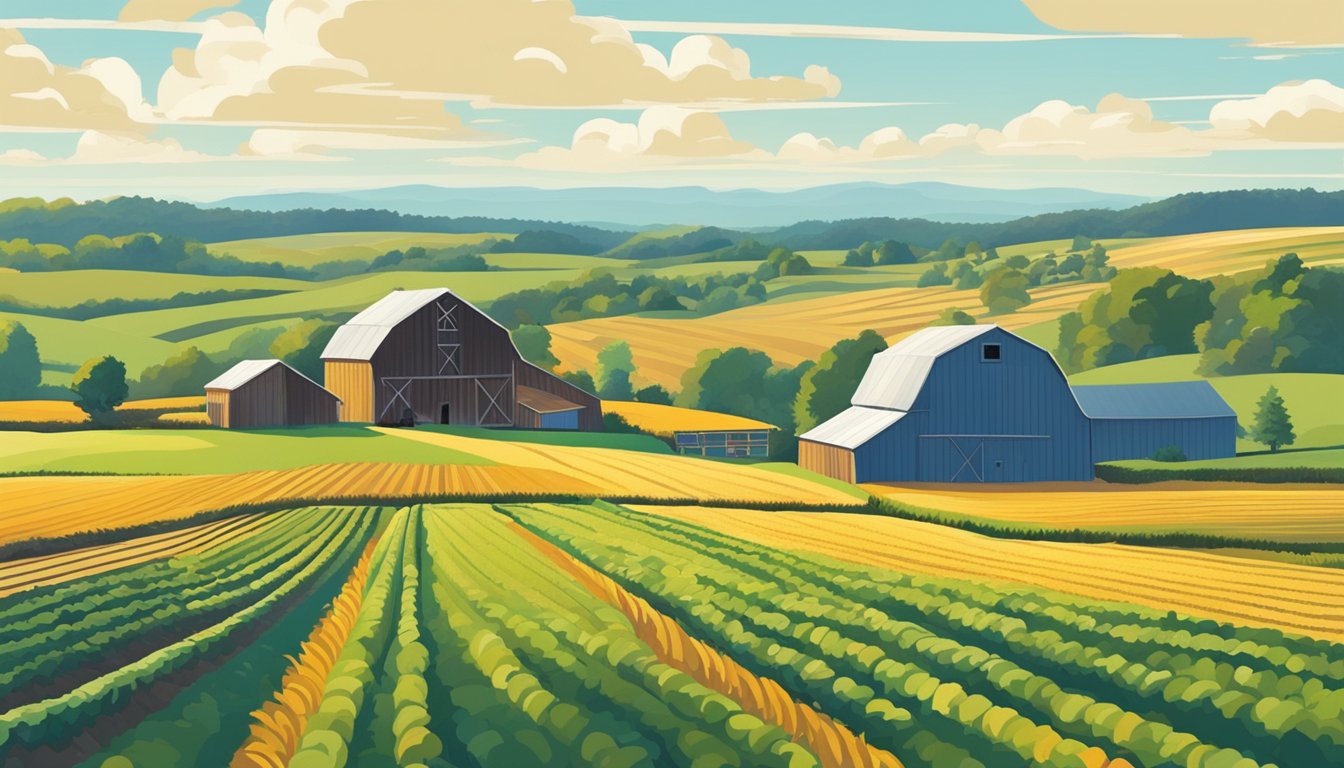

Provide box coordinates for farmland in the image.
[4,501,1340,767]
[548,226,1344,387]
[642,504,1344,643]
[864,483,1344,544]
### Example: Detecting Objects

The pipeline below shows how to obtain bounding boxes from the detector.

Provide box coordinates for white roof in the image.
[851,324,996,411]
[204,359,336,400]
[800,406,907,449]
[322,288,452,361]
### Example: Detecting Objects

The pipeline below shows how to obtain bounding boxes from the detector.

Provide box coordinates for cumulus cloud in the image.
[119,0,239,23]
[1208,79,1344,142]
[502,107,765,171]
[157,0,840,139]
[1020,0,1343,46]
[69,131,215,163]
[0,29,150,134]
[974,94,1204,157]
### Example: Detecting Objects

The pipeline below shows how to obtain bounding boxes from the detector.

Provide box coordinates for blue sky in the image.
[1,0,1340,201]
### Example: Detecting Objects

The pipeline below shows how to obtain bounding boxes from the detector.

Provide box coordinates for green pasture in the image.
[0,270,306,306]
[207,231,513,266]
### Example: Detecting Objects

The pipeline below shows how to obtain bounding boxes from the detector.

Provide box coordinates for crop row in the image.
[0,507,379,760]
[506,502,1342,768]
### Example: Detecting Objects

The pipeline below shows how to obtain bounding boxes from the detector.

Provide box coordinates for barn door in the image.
[474,377,512,426]
[918,436,985,482]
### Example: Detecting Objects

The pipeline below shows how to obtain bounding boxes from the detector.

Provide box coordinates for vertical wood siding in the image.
[799,440,856,484]
[325,361,374,422]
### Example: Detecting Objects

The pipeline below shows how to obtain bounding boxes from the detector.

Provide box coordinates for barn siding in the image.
[206,390,230,428]
[325,361,374,422]
[281,367,341,425]
[1091,416,1237,462]
[799,440,856,484]
[852,328,1094,483]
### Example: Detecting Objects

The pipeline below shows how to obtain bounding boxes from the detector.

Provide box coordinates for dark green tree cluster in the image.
[595,341,635,400]
[1056,267,1214,372]
[842,240,916,267]
[1197,253,1344,375]
[1024,244,1116,286]
[511,325,560,368]
[489,270,768,327]
[979,269,1032,315]
[609,228,743,260]
[369,245,491,272]
[928,307,977,326]
[916,242,997,289]
[134,319,339,398]
[676,347,812,456]
[0,320,42,399]
[793,330,887,434]
[753,247,813,280]
[71,356,128,419]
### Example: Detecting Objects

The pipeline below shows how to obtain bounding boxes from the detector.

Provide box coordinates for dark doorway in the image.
[440,403,451,424]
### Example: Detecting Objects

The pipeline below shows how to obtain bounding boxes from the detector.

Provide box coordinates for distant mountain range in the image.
[207,182,1151,229]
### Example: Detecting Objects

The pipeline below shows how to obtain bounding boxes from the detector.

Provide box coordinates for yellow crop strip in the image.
[867,483,1344,543]
[638,505,1344,642]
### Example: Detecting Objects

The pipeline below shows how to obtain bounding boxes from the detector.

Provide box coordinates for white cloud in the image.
[1020,0,1343,47]
[614,18,1172,44]
[0,29,149,134]
[119,0,239,23]
[0,148,45,165]
[1209,79,1344,141]
[70,131,215,163]
[499,107,765,171]
[975,94,1206,157]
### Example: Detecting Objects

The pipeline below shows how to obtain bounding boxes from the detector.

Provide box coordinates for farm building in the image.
[204,359,340,429]
[799,325,1236,483]
[321,288,601,429]
[603,401,774,458]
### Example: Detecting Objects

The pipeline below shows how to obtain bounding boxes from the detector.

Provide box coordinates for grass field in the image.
[864,482,1344,543]
[1071,354,1344,450]
[207,231,513,266]
[646,504,1344,642]
[548,226,1344,387]
[0,269,305,305]
[1110,449,1344,471]
[5,501,1339,767]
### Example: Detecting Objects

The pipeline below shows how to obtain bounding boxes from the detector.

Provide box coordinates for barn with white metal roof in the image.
[321,288,602,429]
[799,325,1236,483]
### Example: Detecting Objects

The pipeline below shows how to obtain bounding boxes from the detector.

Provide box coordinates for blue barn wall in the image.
[852,328,1093,483]
[1090,416,1237,462]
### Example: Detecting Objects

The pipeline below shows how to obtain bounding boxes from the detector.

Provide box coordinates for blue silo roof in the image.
[1071,381,1236,420]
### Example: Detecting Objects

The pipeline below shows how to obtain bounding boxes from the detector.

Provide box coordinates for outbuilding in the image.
[799,325,1236,483]
[321,288,601,429]
[603,401,774,458]
[204,359,341,429]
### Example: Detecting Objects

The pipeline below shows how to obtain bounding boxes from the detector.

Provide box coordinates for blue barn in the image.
[798,325,1237,484]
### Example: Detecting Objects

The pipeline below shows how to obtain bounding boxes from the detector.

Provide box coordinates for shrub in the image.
[1152,445,1187,462]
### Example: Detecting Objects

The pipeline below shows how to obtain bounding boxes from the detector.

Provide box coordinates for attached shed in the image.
[1073,382,1237,462]
[603,401,775,458]
[204,359,340,429]
[321,288,601,430]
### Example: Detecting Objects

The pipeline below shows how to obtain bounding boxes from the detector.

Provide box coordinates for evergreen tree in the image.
[1249,385,1295,452]
[0,320,41,399]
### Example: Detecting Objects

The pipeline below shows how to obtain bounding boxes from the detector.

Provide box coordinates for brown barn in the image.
[321,288,601,429]
[204,359,341,429]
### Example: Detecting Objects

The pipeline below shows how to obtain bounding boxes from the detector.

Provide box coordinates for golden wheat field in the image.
[0,462,600,547]
[375,428,858,504]
[866,482,1344,543]
[548,227,1344,387]
[0,511,274,597]
[640,505,1344,642]
[0,396,206,423]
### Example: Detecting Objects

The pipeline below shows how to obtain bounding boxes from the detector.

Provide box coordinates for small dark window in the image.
[982,343,1002,362]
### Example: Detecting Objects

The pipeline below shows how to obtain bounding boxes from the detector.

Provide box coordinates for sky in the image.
[1,0,1341,201]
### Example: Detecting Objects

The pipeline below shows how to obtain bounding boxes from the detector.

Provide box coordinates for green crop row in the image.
[503,502,1344,768]
[0,507,376,758]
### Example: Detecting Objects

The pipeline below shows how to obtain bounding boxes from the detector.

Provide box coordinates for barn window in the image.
[981,343,1002,362]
